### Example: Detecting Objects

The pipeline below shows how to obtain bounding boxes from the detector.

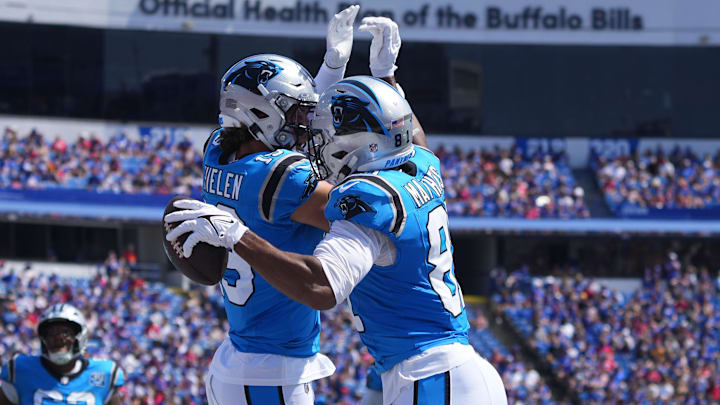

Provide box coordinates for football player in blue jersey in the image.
[165,75,507,404]
[201,53,335,405]
[0,304,124,405]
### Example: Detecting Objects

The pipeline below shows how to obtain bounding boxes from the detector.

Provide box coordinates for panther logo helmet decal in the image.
[330,94,386,136]
[224,60,283,95]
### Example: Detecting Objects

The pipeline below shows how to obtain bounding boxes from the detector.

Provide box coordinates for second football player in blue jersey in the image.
[201,52,336,405]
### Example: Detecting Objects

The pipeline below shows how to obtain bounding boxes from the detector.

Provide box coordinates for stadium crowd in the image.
[493,253,720,404]
[0,126,203,195]
[1,126,590,219]
[437,145,589,219]
[593,146,720,213]
[11,124,720,219]
[0,252,548,404]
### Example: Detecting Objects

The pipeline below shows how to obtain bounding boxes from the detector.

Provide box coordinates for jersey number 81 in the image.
[427,205,464,317]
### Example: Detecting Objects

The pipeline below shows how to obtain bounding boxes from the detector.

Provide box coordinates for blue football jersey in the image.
[0,354,123,405]
[325,146,470,373]
[203,129,325,357]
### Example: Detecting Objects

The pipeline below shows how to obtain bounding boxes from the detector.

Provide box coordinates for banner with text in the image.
[1,0,718,45]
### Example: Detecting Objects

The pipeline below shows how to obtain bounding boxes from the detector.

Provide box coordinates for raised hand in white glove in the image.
[358,16,401,78]
[164,200,248,258]
[324,5,360,69]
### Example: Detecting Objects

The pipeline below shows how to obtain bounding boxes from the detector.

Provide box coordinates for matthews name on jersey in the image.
[203,129,326,357]
[0,354,123,405]
[325,145,470,373]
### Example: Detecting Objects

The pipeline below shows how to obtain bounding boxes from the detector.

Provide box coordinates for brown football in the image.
[162,195,228,286]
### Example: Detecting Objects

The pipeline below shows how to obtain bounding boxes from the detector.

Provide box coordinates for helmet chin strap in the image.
[332,154,359,185]
[46,350,75,366]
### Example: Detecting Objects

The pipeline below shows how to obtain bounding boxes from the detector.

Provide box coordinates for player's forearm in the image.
[378,75,397,88]
[315,61,346,95]
[410,113,428,148]
[291,180,332,232]
[233,231,337,310]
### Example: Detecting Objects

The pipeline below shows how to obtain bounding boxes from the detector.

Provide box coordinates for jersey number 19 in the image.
[216,204,255,306]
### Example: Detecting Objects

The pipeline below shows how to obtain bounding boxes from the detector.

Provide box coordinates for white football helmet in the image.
[218,54,319,150]
[38,304,88,365]
[309,76,414,184]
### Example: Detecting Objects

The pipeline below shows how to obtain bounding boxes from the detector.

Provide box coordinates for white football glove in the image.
[164,200,248,258]
[324,5,360,69]
[358,16,401,78]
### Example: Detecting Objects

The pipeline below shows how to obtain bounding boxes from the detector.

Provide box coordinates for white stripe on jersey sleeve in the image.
[314,220,396,305]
